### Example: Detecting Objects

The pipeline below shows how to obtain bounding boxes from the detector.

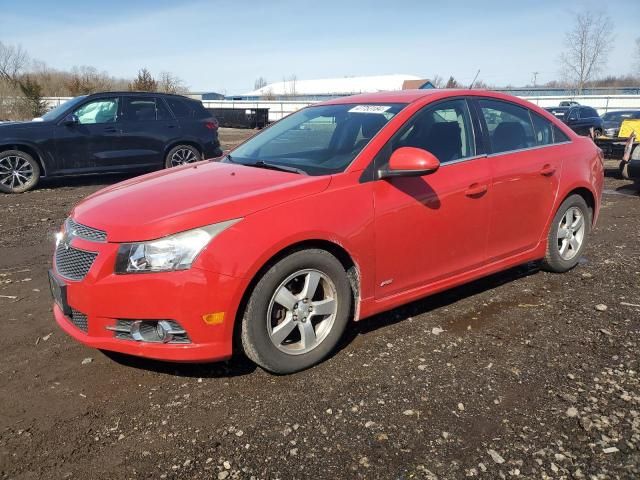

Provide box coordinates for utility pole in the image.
[532,71,539,87]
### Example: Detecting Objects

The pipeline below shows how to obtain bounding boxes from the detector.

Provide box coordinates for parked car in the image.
[600,110,640,137]
[0,92,222,193]
[544,105,603,136]
[559,100,580,107]
[49,90,604,374]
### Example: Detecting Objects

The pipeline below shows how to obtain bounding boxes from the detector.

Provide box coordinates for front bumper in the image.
[51,236,245,362]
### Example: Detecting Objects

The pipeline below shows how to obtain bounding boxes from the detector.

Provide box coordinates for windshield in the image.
[226,103,405,175]
[602,111,639,123]
[41,96,88,121]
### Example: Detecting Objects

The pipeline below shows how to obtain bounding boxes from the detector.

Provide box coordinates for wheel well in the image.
[0,144,47,176]
[164,141,202,159]
[232,240,361,352]
[565,187,595,223]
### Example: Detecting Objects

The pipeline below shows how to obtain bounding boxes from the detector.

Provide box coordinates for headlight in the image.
[604,128,617,137]
[115,219,241,274]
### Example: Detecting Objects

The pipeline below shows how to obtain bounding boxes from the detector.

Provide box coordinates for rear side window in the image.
[155,98,172,120]
[165,97,209,119]
[531,113,553,146]
[553,125,570,143]
[478,99,536,154]
[122,97,159,122]
[580,107,598,118]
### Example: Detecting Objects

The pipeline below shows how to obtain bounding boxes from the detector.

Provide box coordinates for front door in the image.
[373,99,491,298]
[54,96,122,173]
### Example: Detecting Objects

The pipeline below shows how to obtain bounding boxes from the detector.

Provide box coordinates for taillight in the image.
[205,120,219,130]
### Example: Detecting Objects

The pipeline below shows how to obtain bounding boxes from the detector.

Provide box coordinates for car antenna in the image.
[468,69,480,89]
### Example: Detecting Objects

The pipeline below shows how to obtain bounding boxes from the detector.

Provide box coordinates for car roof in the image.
[319,89,546,107]
[87,91,196,100]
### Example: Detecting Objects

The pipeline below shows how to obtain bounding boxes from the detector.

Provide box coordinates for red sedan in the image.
[49,89,604,373]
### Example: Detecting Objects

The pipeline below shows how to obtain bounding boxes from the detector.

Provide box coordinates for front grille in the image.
[66,218,107,243]
[55,245,97,281]
[70,308,88,332]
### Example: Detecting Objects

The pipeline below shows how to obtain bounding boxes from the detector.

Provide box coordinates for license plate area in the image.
[48,270,71,316]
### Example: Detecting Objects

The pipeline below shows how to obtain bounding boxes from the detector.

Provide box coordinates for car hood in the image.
[71,161,332,242]
[0,120,53,133]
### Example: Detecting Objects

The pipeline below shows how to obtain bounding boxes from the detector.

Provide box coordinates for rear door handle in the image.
[465,183,488,197]
[540,164,556,176]
[103,127,119,133]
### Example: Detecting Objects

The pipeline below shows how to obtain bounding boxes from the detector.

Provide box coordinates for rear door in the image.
[117,96,179,169]
[54,96,122,172]
[474,98,563,261]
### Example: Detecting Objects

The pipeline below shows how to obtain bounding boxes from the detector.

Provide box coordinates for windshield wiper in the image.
[250,160,307,175]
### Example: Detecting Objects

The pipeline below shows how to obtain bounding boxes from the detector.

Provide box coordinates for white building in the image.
[229,74,433,101]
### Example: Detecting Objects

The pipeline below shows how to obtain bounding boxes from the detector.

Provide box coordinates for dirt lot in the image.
[0,130,639,479]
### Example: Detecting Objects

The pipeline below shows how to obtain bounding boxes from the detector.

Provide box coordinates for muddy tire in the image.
[241,249,352,374]
[164,145,201,168]
[0,150,40,194]
[541,194,591,273]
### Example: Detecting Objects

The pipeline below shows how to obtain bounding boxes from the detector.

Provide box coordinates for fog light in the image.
[107,319,190,344]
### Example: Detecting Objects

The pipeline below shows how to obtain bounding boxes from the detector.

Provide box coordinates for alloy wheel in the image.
[0,155,34,190]
[267,269,338,355]
[557,206,585,260]
[170,148,198,166]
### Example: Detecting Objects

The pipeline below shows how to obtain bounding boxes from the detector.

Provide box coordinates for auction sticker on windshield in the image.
[348,105,392,114]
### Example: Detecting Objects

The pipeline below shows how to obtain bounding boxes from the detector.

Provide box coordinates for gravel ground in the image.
[0,131,638,479]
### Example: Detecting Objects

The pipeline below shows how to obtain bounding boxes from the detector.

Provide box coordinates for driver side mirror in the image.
[379,147,440,179]
[63,114,79,126]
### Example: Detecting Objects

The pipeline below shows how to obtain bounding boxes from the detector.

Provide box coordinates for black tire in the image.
[0,150,40,194]
[164,145,201,168]
[541,194,591,273]
[241,249,352,374]
[594,128,602,137]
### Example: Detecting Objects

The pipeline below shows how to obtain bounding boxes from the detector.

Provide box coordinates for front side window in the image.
[479,99,536,154]
[74,98,119,125]
[227,103,405,176]
[390,99,476,164]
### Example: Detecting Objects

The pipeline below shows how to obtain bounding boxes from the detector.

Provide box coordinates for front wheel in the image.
[541,194,591,273]
[241,249,352,374]
[0,150,40,194]
[165,145,201,168]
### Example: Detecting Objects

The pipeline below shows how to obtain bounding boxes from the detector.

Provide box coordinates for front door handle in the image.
[540,164,556,176]
[103,127,118,133]
[465,183,488,197]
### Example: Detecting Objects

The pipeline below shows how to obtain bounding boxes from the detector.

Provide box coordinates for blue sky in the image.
[2,0,639,93]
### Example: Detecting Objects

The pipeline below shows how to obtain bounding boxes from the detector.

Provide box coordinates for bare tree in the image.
[157,71,187,94]
[430,75,444,88]
[635,37,640,75]
[254,76,268,90]
[560,11,613,94]
[0,41,28,84]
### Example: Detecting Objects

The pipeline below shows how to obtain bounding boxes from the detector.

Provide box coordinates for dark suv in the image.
[0,92,222,193]
[545,105,603,137]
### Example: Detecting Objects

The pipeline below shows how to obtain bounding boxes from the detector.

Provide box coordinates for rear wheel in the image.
[165,145,201,168]
[241,249,352,374]
[541,194,591,273]
[0,150,40,194]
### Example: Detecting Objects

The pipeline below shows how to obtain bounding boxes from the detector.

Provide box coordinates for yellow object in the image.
[618,119,640,138]
[203,312,225,325]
